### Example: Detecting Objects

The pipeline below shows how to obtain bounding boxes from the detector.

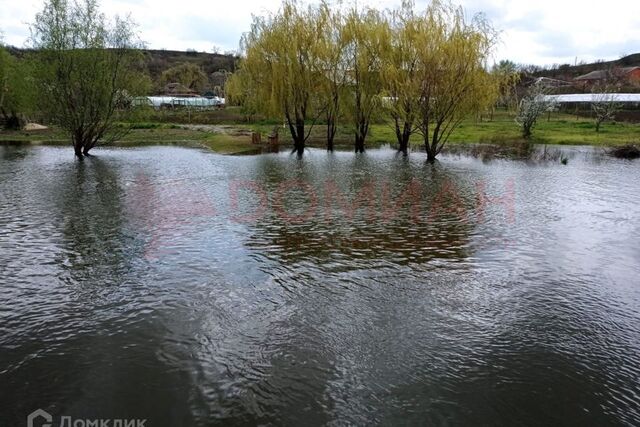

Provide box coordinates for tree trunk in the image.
[293,142,304,157]
[355,134,365,153]
[327,118,336,152]
[425,124,443,163]
[355,117,368,153]
[398,141,408,155]
[292,131,305,157]
[424,132,437,163]
[395,119,411,155]
[397,132,410,156]
[1,109,24,130]
[5,114,22,130]
[327,96,338,152]
[72,130,85,158]
[74,143,84,159]
[294,118,305,156]
[286,116,306,157]
[426,146,437,163]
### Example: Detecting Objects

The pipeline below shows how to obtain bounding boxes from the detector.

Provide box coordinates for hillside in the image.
[532,53,640,80]
[141,49,238,80]
[6,46,238,80]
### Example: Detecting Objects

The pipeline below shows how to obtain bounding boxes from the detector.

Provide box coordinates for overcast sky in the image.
[1,0,639,66]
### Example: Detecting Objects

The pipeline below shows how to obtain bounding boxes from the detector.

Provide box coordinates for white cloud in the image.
[1,0,639,65]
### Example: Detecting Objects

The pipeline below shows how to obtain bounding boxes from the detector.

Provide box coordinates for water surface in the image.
[1,145,639,425]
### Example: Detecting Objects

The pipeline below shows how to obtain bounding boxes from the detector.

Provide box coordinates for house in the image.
[574,66,640,89]
[162,82,199,97]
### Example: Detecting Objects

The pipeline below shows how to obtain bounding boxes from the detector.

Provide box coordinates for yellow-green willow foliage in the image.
[315,2,347,151]
[225,67,255,117]
[382,1,422,154]
[342,7,391,153]
[228,1,324,156]
[230,0,500,159]
[411,1,499,161]
[492,60,520,112]
[160,63,208,93]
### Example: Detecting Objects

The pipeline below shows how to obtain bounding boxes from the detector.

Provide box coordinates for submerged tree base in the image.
[74,144,95,159]
[610,145,640,159]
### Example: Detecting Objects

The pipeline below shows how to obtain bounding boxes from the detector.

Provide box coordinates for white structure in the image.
[133,96,225,109]
[543,93,640,104]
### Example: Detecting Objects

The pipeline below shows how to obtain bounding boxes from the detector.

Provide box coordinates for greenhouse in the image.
[133,96,225,109]
[544,93,640,104]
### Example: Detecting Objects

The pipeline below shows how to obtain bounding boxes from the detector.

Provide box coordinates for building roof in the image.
[620,66,640,74]
[543,93,640,103]
[162,82,199,97]
[134,96,225,108]
[574,70,608,81]
[534,76,572,87]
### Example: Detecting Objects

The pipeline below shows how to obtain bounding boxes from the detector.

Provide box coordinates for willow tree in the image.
[382,1,422,155]
[415,1,499,162]
[30,0,144,158]
[225,67,254,115]
[232,1,323,156]
[160,63,208,92]
[492,59,520,112]
[342,7,390,153]
[315,2,347,151]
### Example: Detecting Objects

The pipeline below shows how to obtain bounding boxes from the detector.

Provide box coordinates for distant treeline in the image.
[4,46,238,86]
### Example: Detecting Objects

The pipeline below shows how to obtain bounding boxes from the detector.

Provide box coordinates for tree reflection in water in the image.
[239,153,481,269]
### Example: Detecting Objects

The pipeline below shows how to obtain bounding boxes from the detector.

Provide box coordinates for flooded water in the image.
[1,144,639,426]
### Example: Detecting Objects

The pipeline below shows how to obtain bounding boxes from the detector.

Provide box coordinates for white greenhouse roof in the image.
[543,93,640,103]
[134,96,225,108]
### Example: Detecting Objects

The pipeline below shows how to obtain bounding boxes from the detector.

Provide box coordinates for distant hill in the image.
[141,49,238,80]
[5,47,239,80]
[532,53,640,80]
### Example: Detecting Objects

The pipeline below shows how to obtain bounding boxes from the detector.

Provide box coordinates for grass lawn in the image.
[245,109,639,149]
[201,133,257,154]
[447,111,639,146]
[1,109,638,154]
[0,124,258,154]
